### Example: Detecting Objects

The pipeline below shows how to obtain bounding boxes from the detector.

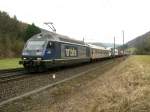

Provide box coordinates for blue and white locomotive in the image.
[20,31,110,72]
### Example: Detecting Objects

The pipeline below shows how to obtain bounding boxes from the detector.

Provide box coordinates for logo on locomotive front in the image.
[65,47,77,57]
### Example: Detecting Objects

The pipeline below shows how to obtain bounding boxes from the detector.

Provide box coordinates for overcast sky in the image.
[0,0,150,44]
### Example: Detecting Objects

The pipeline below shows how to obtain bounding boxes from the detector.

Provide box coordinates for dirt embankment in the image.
[1,56,150,112]
[47,56,150,112]
[49,56,150,112]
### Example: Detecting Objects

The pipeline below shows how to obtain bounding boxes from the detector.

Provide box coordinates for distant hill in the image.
[126,31,150,54]
[127,31,150,48]
[88,42,120,48]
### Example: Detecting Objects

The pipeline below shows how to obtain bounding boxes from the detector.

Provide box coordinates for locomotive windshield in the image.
[25,41,45,50]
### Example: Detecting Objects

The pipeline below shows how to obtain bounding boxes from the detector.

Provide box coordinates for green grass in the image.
[0,58,23,70]
[132,55,150,64]
[127,47,137,52]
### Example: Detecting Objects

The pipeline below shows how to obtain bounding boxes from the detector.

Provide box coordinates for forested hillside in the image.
[126,31,150,54]
[0,11,41,58]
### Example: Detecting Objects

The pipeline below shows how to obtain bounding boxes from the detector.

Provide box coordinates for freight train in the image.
[19,31,120,72]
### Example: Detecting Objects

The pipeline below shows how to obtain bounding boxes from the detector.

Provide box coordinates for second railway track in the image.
[0,71,28,83]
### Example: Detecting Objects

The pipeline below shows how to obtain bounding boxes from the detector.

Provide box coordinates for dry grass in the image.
[1,56,150,112]
[48,56,150,112]
[23,56,150,112]
[92,55,150,112]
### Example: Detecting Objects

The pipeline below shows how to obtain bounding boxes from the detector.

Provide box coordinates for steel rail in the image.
[0,61,113,106]
[0,71,28,83]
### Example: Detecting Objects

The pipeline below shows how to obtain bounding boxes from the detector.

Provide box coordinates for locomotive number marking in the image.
[65,48,77,57]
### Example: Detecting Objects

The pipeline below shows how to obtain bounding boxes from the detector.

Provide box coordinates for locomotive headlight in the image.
[23,58,27,60]
[22,51,28,55]
[36,52,43,55]
[37,58,42,60]
[36,49,43,55]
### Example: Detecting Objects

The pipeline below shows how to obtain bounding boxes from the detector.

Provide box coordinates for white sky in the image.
[0,0,150,44]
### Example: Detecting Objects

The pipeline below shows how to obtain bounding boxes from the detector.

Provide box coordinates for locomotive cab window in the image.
[25,41,45,50]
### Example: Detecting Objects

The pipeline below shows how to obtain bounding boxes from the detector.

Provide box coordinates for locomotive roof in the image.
[29,30,85,45]
[88,44,109,50]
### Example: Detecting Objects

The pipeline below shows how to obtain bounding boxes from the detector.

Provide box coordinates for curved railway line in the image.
[0,57,127,107]
[0,57,125,84]
[0,60,113,106]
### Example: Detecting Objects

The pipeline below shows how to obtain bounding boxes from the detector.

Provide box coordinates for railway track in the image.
[0,68,24,74]
[0,59,116,106]
[0,56,126,84]
[0,57,127,107]
[0,71,28,83]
